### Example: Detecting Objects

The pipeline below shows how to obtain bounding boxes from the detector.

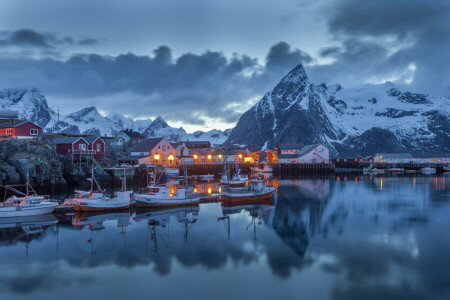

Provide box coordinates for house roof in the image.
[412,153,450,158]
[119,130,144,139]
[53,137,83,145]
[0,120,41,129]
[376,153,413,159]
[298,144,321,156]
[84,136,103,144]
[278,143,305,150]
[130,137,165,152]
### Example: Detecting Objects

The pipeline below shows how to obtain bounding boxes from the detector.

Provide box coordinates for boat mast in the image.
[26,167,29,196]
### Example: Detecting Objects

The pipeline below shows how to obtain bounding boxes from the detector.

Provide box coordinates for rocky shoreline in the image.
[0,139,112,194]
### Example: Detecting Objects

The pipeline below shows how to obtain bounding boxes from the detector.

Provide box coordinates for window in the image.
[30,129,38,135]
[162,145,166,151]
[79,144,86,150]
[6,128,13,135]
[97,143,101,152]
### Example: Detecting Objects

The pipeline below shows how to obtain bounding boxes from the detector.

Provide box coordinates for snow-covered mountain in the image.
[0,88,55,128]
[143,116,231,145]
[0,87,231,145]
[226,64,450,156]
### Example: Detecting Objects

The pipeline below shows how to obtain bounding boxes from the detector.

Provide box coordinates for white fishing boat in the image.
[63,165,106,206]
[74,170,131,212]
[134,185,200,207]
[421,167,436,174]
[165,167,180,177]
[0,170,58,218]
[220,167,248,187]
[221,177,275,203]
[370,168,385,174]
[442,166,450,172]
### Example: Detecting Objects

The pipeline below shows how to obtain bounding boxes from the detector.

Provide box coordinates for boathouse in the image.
[53,136,105,159]
[277,144,329,164]
[0,120,42,139]
[0,110,19,124]
[119,137,176,166]
[276,143,305,154]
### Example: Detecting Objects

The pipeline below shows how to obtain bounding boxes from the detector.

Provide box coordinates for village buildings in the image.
[277,144,329,164]
[118,137,177,166]
[0,120,42,139]
[114,129,145,146]
[53,136,106,160]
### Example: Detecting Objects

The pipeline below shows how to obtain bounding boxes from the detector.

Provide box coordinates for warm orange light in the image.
[238,154,242,159]
[207,154,212,160]
[208,187,212,195]
[168,154,174,160]
[193,154,198,160]
[218,154,222,159]
[154,154,160,160]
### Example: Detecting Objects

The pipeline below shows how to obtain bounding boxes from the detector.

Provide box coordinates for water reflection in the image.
[0,176,448,299]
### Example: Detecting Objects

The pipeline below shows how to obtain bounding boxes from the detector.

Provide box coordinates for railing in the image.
[73,150,97,155]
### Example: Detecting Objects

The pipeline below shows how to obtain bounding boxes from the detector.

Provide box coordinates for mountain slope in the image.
[226,64,450,156]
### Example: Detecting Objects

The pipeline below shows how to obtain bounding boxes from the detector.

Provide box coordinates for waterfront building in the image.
[0,120,42,139]
[0,110,19,124]
[276,143,305,154]
[53,136,105,159]
[119,137,176,166]
[278,144,329,164]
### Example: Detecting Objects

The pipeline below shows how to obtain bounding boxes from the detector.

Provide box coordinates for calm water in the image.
[0,175,449,300]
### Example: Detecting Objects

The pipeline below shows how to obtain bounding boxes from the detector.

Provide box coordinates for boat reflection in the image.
[219,198,275,240]
[135,206,199,251]
[0,214,58,255]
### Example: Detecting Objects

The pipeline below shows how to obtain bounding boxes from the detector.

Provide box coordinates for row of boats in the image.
[367,166,448,174]
[0,165,276,218]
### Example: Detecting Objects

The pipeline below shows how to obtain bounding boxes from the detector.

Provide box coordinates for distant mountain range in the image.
[2,64,449,156]
[226,64,449,156]
[0,88,231,145]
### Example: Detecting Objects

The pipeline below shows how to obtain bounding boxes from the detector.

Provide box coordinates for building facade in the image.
[0,120,42,139]
[54,137,105,159]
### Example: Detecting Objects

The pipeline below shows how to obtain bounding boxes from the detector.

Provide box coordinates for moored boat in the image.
[389,168,405,173]
[74,171,131,212]
[221,178,275,203]
[421,167,436,174]
[442,166,450,172]
[370,168,385,174]
[253,163,273,173]
[165,167,180,177]
[0,169,58,218]
[134,185,200,207]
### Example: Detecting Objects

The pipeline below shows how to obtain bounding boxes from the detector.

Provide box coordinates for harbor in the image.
[0,175,448,299]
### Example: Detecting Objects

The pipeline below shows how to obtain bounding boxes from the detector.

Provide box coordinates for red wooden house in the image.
[0,120,42,139]
[53,136,105,160]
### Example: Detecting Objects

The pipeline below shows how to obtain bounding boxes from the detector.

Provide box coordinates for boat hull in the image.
[135,198,200,208]
[0,203,58,218]
[221,189,274,203]
[73,203,129,212]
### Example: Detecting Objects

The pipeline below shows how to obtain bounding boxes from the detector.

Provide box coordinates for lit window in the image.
[207,154,212,160]
[193,154,198,160]
[154,154,160,160]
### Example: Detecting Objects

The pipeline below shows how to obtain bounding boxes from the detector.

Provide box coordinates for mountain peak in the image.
[151,116,168,128]
[280,64,308,84]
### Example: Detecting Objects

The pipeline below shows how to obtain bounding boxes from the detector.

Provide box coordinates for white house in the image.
[278,144,329,164]
[114,129,145,146]
[119,137,177,166]
[277,143,304,154]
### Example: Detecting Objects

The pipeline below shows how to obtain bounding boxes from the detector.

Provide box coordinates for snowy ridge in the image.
[0,87,231,146]
[226,64,449,156]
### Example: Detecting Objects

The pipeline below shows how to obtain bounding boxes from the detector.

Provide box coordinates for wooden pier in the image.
[273,163,335,175]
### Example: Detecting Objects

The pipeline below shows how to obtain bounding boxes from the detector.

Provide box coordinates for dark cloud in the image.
[308,0,450,97]
[0,42,309,125]
[0,29,100,49]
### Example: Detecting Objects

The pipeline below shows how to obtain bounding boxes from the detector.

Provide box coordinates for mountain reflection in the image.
[0,176,448,299]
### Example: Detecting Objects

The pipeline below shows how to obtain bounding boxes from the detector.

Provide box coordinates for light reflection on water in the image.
[0,175,449,300]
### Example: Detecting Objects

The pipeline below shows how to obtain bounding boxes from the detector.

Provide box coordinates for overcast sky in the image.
[0,0,448,132]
